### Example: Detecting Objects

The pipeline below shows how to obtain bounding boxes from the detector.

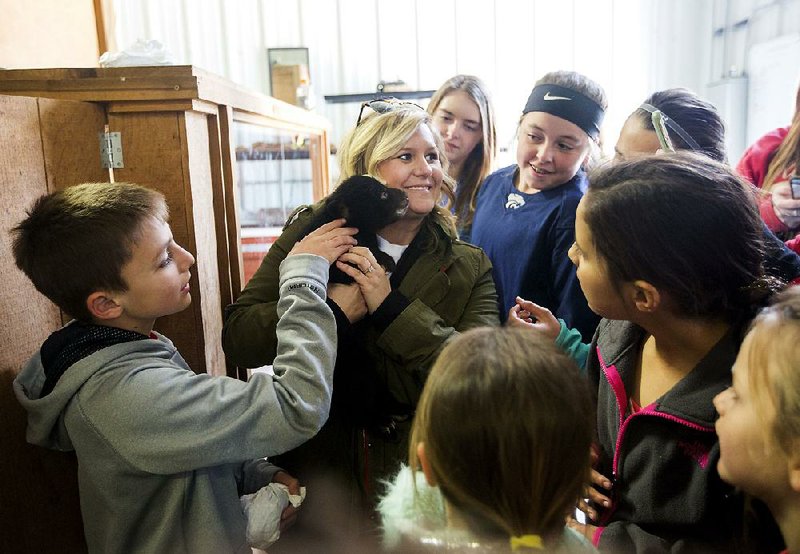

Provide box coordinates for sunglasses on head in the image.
[356,98,425,126]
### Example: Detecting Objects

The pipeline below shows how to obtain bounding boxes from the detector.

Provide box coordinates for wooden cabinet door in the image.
[0,94,106,554]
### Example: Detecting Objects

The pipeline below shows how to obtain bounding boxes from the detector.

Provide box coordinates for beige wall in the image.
[0,0,100,69]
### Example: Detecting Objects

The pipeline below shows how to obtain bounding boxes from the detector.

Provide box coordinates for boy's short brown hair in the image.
[11,182,168,321]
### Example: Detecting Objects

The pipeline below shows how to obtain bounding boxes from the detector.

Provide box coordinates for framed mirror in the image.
[267,47,310,95]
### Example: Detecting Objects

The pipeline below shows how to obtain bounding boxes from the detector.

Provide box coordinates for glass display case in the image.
[234,124,316,283]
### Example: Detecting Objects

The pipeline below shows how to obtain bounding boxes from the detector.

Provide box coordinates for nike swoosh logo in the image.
[543,92,571,101]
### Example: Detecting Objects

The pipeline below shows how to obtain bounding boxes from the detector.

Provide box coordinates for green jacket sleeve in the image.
[376,242,499,385]
[222,207,313,369]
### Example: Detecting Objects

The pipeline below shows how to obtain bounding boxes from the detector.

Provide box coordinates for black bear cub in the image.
[301,175,409,284]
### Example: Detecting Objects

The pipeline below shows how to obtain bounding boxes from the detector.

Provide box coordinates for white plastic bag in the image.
[99,39,173,67]
[240,483,306,550]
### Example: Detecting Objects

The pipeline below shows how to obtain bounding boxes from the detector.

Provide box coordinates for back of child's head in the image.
[744,288,800,454]
[408,327,593,543]
[11,182,168,321]
[585,152,765,321]
[634,88,727,163]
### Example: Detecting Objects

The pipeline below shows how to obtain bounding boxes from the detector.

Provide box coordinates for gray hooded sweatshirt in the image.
[13,254,335,554]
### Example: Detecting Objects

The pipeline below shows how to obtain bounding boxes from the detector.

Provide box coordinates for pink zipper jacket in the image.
[585,318,781,553]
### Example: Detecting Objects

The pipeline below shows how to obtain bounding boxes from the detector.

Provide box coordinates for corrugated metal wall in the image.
[711,0,800,148]
[110,0,715,165]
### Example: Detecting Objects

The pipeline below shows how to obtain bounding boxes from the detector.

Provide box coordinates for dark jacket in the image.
[469,165,599,341]
[223,203,499,530]
[587,318,756,553]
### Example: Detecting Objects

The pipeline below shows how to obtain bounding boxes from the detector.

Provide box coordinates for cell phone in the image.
[791,175,800,199]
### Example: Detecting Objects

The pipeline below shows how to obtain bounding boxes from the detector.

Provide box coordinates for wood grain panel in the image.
[181,111,227,377]
[219,105,245,302]
[38,97,109,191]
[205,110,235,317]
[107,110,209,373]
[0,94,86,553]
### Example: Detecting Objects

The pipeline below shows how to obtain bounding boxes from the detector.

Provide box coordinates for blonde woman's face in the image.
[377,125,444,220]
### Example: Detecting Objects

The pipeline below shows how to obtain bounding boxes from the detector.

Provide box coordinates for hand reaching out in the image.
[507,296,561,341]
[577,448,612,523]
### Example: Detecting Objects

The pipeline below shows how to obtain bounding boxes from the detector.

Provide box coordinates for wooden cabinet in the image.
[0,93,105,554]
[0,66,330,553]
[0,65,331,377]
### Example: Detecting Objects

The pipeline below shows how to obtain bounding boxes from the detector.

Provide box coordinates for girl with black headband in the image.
[470,70,606,341]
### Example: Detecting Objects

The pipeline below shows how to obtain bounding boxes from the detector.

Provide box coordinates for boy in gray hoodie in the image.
[11,182,357,554]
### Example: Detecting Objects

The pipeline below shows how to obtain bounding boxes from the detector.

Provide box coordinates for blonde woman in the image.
[223,99,499,548]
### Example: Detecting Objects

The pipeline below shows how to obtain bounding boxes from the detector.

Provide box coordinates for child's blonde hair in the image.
[762,82,800,192]
[745,288,800,454]
[408,327,593,543]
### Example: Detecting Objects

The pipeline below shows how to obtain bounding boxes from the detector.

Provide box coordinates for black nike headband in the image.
[523,84,605,140]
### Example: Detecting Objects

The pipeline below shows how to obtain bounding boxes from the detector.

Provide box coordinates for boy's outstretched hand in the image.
[289,219,358,263]
[507,296,560,340]
[271,470,301,532]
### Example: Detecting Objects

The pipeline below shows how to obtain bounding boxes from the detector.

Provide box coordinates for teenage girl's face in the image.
[568,197,626,319]
[377,124,444,220]
[713,333,790,501]
[516,112,591,191]
[432,90,483,174]
[614,116,662,163]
